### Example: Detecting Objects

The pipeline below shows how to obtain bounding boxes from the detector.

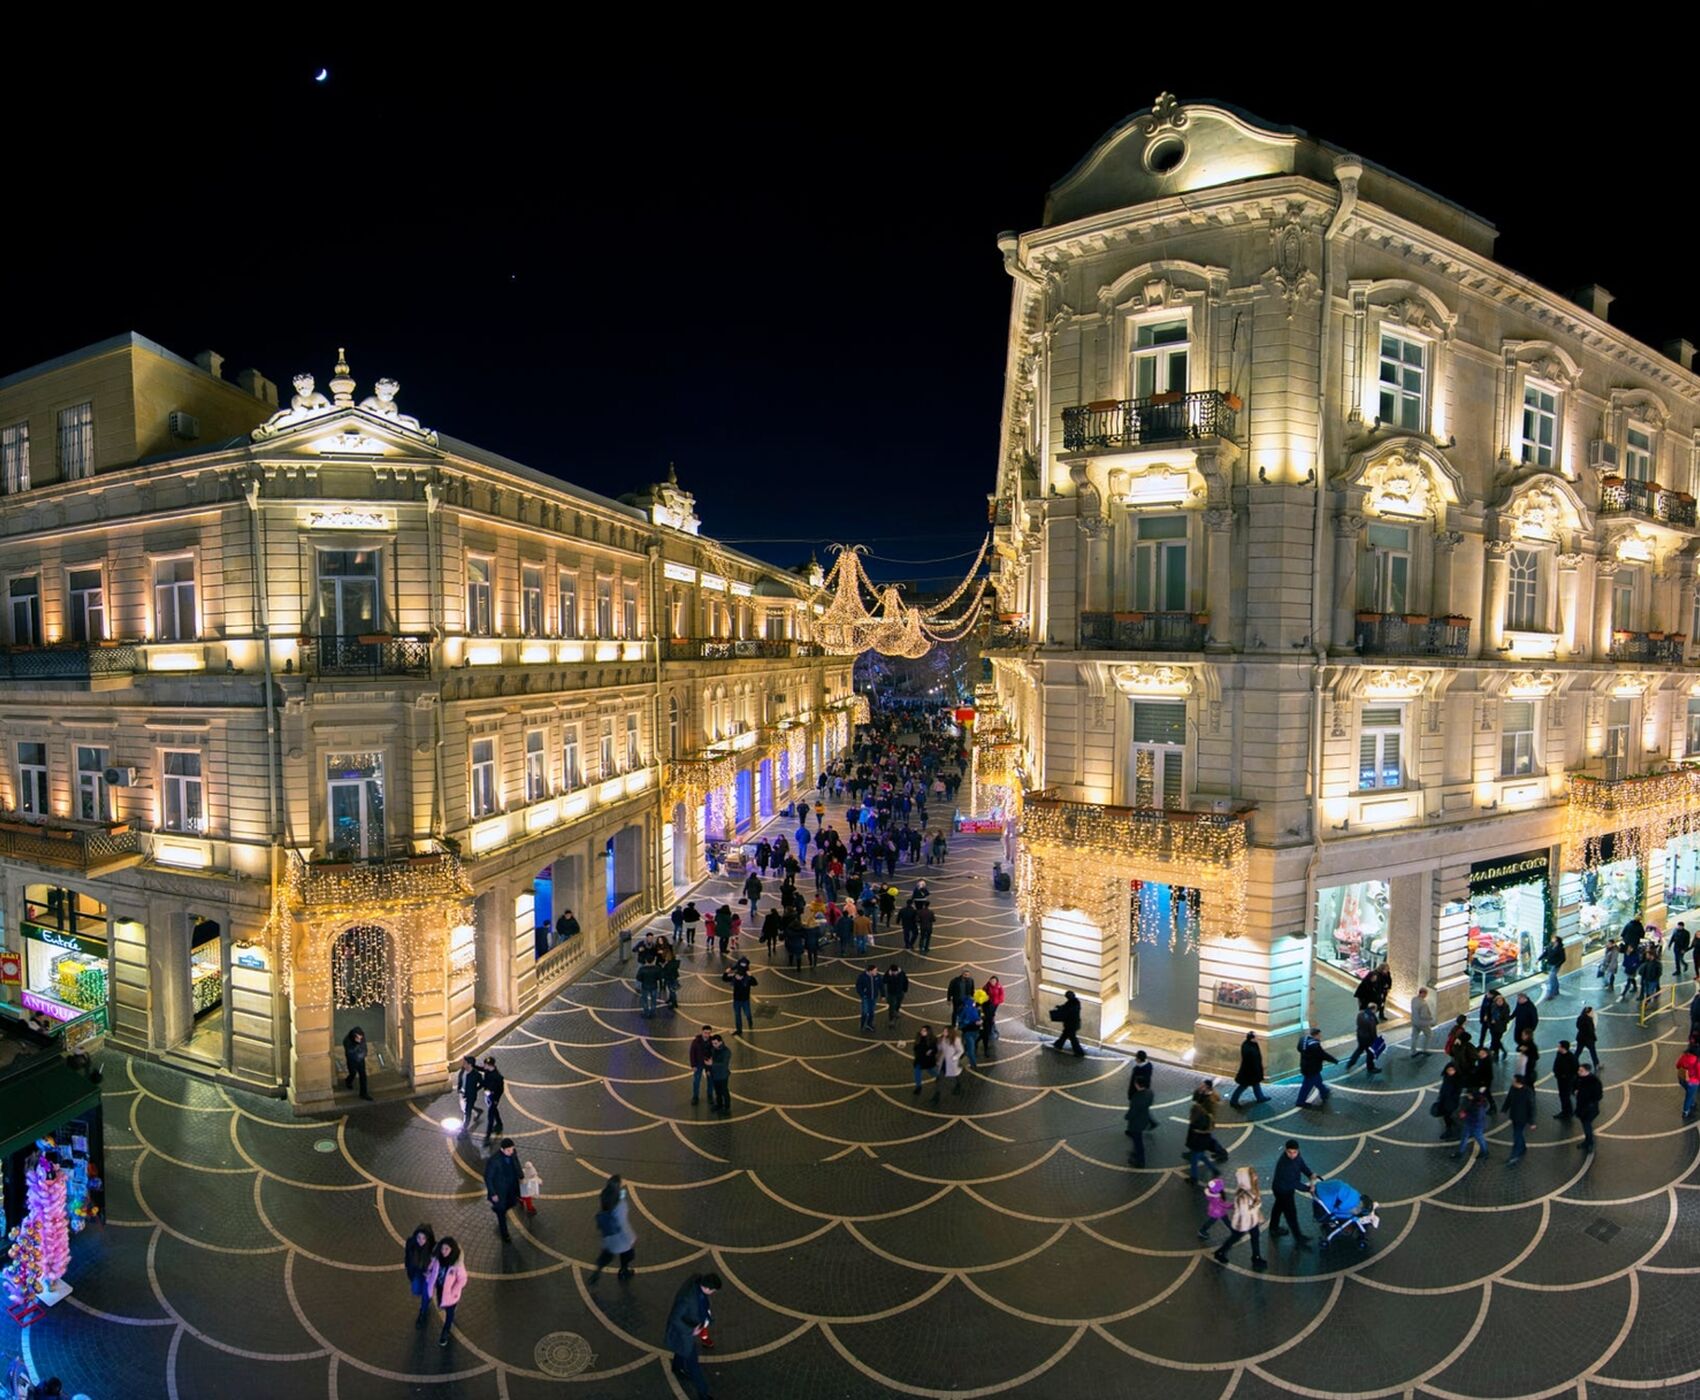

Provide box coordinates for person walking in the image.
[912,1026,938,1095]
[1620,942,1643,1003]
[884,964,909,1026]
[1540,933,1567,1000]
[722,962,757,1037]
[1575,1063,1603,1152]
[855,964,882,1032]
[1599,939,1620,992]
[1049,989,1085,1057]
[803,918,821,970]
[1454,1090,1490,1162]
[1125,1073,1156,1167]
[982,976,1004,1048]
[1673,922,1693,979]
[853,906,874,956]
[519,1160,542,1216]
[714,905,733,960]
[707,1035,732,1115]
[917,904,936,954]
[343,1025,372,1100]
[1213,1167,1268,1271]
[783,922,805,970]
[932,1026,965,1101]
[1229,1031,1269,1107]
[742,870,763,919]
[760,908,781,960]
[1268,1141,1313,1241]
[484,1137,522,1241]
[1482,992,1510,1060]
[424,1237,466,1349]
[1642,943,1665,1002]
[682,901,701,949]
[1512,992,1539,1044]
[957,994,982,1069]
[404,1223,436,1328]
[1575,1006,1601,1070]
[456,1054,483,1131]
[1294,1026,1336,1108]
[1505,1075,1535,1164]
[947,969,976,1028]
[589,1174,636,1283]
[1434,1062,1463,1140]
[1469,1046,1497,1115]
[637,957,661,1019]
[1345,1005,1383,1075]
[1552,1039,1579,1120]
[1410,987,1436,1057]
[662,949,680,1012]
[665,1271,720,1399]
[898,901,919,949]
[1197,1171,1232,1243]
[481,1056,506,1138]
[689,1025,715,1106]
[1679,1038,1700,1121]
[1183,1089,1222,1183]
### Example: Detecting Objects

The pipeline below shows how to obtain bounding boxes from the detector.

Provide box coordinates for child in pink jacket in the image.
[1198,1173,1232,1242]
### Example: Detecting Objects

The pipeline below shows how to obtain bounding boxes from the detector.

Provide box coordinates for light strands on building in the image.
[1564,768,1700,874]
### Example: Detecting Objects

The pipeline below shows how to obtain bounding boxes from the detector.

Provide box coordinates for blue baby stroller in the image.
[1309,1178,1380,1250]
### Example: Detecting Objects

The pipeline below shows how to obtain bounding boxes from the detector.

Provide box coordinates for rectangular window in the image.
[622,581,640,638]
[599,720,615,779]
[562,726,581,789]
[1378,331,1426,431]
[1506,549,1539,631]
[466,557,493,637]
[153,558,198,641]
[1613,571,1637,634]
[67,568,104,643]
[1500,700,1536,777]
[625,712,641,770]
[1358,706,1404,790]
[521,565,544,637]
[57,402,93,481]
[17,741,47,815]
[558,573,578,638]
[1365,523,1411,615]
[1520,383,1558,468]
[1132,515,1188,613]
[326,752,385,858]
[1130,699,1185,809]
[470,738,497,818]
[1132,319,1188,399]
[1605,698,1632,782]
[1688,697,1700,759]
[595,578,613,637]
[524,729,547,802]
[77,746,108,822]
[1,422,29,494]
[161,750,204,832]
[1625,426,1653,483]
[8,575,39,646]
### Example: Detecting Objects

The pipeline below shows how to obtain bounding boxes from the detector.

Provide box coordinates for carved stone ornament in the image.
[1505,671,1556,698]
[1111,663,1193,697]
[1138,93,1188,136]
[1361,454,1431,520]
[358,377,425,432]
[1613,529,1656,564]
[1527,356,1567,385]
[1507,485,1563,542]
[1433,529,1463,553]
[1382,297,1442,335]
[253,351,437,444]
[1362,668,1426,699]
[1263,206,1319,320]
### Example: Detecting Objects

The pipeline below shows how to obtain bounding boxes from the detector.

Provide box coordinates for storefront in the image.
[1313,879,1390,980]
[1666,828,1700,916]
[19,887,110,1033]
[0,1018,104,1264]
[1564,833,1639,951]
[1462,849,1552,995]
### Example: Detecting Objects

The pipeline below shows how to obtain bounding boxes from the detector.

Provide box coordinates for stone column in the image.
[1331,513,1363,654]
[1556,553,1582,658]
[1594,559,1620,661]
[1204,507,1233,651]
[1431,530,1462,621]
[1483,540,1513,655]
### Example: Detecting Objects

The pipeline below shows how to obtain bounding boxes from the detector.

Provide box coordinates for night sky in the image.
[7,43,1696,584]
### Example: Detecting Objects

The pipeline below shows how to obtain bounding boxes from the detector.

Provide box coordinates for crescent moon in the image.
[314,68,329,82]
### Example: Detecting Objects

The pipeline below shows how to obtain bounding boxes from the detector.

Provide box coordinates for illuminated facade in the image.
[986,95,1700,1071]
[0,337,849,1107]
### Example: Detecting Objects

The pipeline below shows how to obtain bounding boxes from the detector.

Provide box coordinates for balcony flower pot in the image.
[1446,615,1470,628]
[1113,612,1146,623]
[1150,391,1184,406]
[1403,614,1430,624]
[1193,612,1211,624]
[1356,610,1382,623]
[1086,399,1121,413]
[1601,475,1624,487]
[356,633,393,645]
[1649,632,1667,641]
[1222,392,1243,412]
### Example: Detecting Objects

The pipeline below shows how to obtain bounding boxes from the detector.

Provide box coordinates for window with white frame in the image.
[76,745,108,822]
[1624,425,1653,483]
[1378,331,1426,431]
[470,738,497,817]
[622,581,639,638]
[1364,523,1412,614]
[17,741,47,815]
[161,750,204,832]
[524,729,547,802]
[558,572,578,637]
[599,719,615,779]
[66,568,104,643]
[1358,706,1404,790]
[625,713,641,770]
[1500,700,1537,777]
[521,565,544,637]
[8,575,39,646]
[1129,700,1185,808]
[1132,319,1188,399]
[57,402,93,480]
[466,557,493,636]
[1605,698,1632,781]
[1506,549,1540,631]
[153,557,197,640]
[595,578,613,636]
[1688,697,1700,759]
[1,422,28,494]
[1132,515,1188,612]
[1520,382,1558,468]
[667,697,680,759]
[562,725,581,789]
[1613,570,1637,635]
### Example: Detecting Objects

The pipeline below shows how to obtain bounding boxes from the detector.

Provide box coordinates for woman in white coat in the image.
[1211,1166,1268,1271]
[931,1026,965,1102]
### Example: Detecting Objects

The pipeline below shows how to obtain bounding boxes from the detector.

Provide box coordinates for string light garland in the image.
[1564,768,1700,873]
[812,543,990,658]
[665,752,737,811]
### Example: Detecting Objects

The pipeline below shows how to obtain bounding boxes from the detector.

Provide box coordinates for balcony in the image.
[0,815,143,876]
[1061,390,1239,453]
[1598,477,1697,528]
[661,638,819,661]
[1354,613,1469,658]
[291,845,469,911]
[985,623,1031,650]
[1079,611,1207,652]
[300,634,432,676]
[0,642,139,686]
[1610,630,1685,664]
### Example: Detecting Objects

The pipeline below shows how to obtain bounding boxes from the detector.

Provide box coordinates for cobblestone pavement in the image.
[10,821,1700,1398]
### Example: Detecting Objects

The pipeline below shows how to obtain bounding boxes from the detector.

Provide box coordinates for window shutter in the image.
[1133,701,1186,745]
[1360,707,1401,729]
[1501,701,1534,734]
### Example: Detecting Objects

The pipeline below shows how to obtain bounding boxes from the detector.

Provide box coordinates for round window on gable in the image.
[1144,136,1188,175]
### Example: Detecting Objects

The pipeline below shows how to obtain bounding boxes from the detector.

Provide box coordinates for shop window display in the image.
[1464,851,1552,994]
[190,918,223,1018]
[1572,858,1641,950]
[1668,836,1700,915]
[20,886,109,1029]
[1314,880,1390,979]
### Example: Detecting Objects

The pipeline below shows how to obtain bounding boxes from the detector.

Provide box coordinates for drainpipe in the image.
[245,472,286,1088]
[425,478,447,843]
[1303,156,1363,1023]
[647,541,665,908]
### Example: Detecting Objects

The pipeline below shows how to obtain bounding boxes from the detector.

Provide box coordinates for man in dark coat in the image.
[1505,1074,1535,1163]
[555,907,581,947]
[665,1270,721,1399]
[1125,1079,1156,1167]
[1268,1140,1314,1240]
[456,1054,483,1129]
[917,905,936,953]
[483,1137,522,1241]
[947,970,976,1027]
[1552,1039,1579,1119]
[1575,1063,1603,1152]
[1345,1005,1382,1075]
[884,965,909,1026]
[342,1026,371,1099]
[1049,990,1085,1056]
[1295,1027,1337,1108]
[1434,1061,1463,1139]
[1512,992,1539,1042]
[481,1056,506,1138]
[1229,1031,1269,1107]
[707,1036,732,1115]
[1672,922,1693,977]
[854,964,883,1031]
[898,902,919,949]
[722,964,757,1037]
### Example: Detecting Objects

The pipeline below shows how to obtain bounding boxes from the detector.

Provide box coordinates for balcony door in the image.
[1128,700,1185,809]
[1132,320,1189,400]
[318,551,380,640]
[327,753,385,860]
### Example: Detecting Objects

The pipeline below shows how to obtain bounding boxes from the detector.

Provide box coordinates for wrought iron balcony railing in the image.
[1079,611,1207,652]
[0,642,139,682]
[985,624,1031,649]
[1609,630,1685,664]
[1354,613,1470,657]
[0,814,142,875]
[662,638,818,661]
[1061,390,1239,453]
[302,634,432,676]
[1598,478,1697,527]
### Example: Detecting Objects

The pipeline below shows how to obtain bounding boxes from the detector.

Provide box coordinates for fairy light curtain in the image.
[1565,769,1700,873]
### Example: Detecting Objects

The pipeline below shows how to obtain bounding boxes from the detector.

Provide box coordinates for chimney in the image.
[1664,338,1697,373]
[237,368,277,406]
[195,349,225,379]
[1570,285,1614,321]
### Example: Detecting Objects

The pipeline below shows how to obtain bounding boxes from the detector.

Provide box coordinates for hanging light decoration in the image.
[811,540,991,660]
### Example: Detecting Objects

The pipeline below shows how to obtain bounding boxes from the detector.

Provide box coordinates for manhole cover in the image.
[313,1139,337,1153]
[535,1331,596,1377]
[1584,1218,1621,1244]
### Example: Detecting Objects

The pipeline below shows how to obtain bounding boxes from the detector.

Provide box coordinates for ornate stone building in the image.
[985,95,1700,1071]
[0,335,849,1107]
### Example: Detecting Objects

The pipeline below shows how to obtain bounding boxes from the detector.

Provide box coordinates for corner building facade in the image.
[0,337,849,1108]
[986,95,1700,1073]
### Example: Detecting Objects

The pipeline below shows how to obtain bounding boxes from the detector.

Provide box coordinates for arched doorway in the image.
[331,924,394,1079]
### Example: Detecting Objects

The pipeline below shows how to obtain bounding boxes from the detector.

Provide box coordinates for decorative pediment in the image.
[1096,258,1229,312]
[1497,472,1591,543]
[1504,671,1556,698]
[1610,386,1670,430]
[1505,340,1581,387]
[1111,663,1193,697]
[1340,437,1465,517]
[1351,279,1458,338]
[1361,667,1427,700]
[1605,526,1657,564]
[253,349,437,446]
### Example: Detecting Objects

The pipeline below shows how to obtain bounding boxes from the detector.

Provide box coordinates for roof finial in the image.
[329,348,355,407]
[666,461,679,485]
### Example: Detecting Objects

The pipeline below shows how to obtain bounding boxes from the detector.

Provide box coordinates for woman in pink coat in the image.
[424,1236,467,1348]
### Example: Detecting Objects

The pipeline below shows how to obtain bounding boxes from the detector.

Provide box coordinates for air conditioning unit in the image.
[1589,439,1618,470]
[104,766,142,787]
[168,410,200,440]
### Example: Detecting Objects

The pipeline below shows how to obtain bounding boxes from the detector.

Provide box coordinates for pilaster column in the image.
[1204,507,1233,651]
[1594,559,1620,661]
[1331,513,1364,654]
[1483,539,1513,656]
[1431,530,1462,620]
[1556,553,1582,658]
